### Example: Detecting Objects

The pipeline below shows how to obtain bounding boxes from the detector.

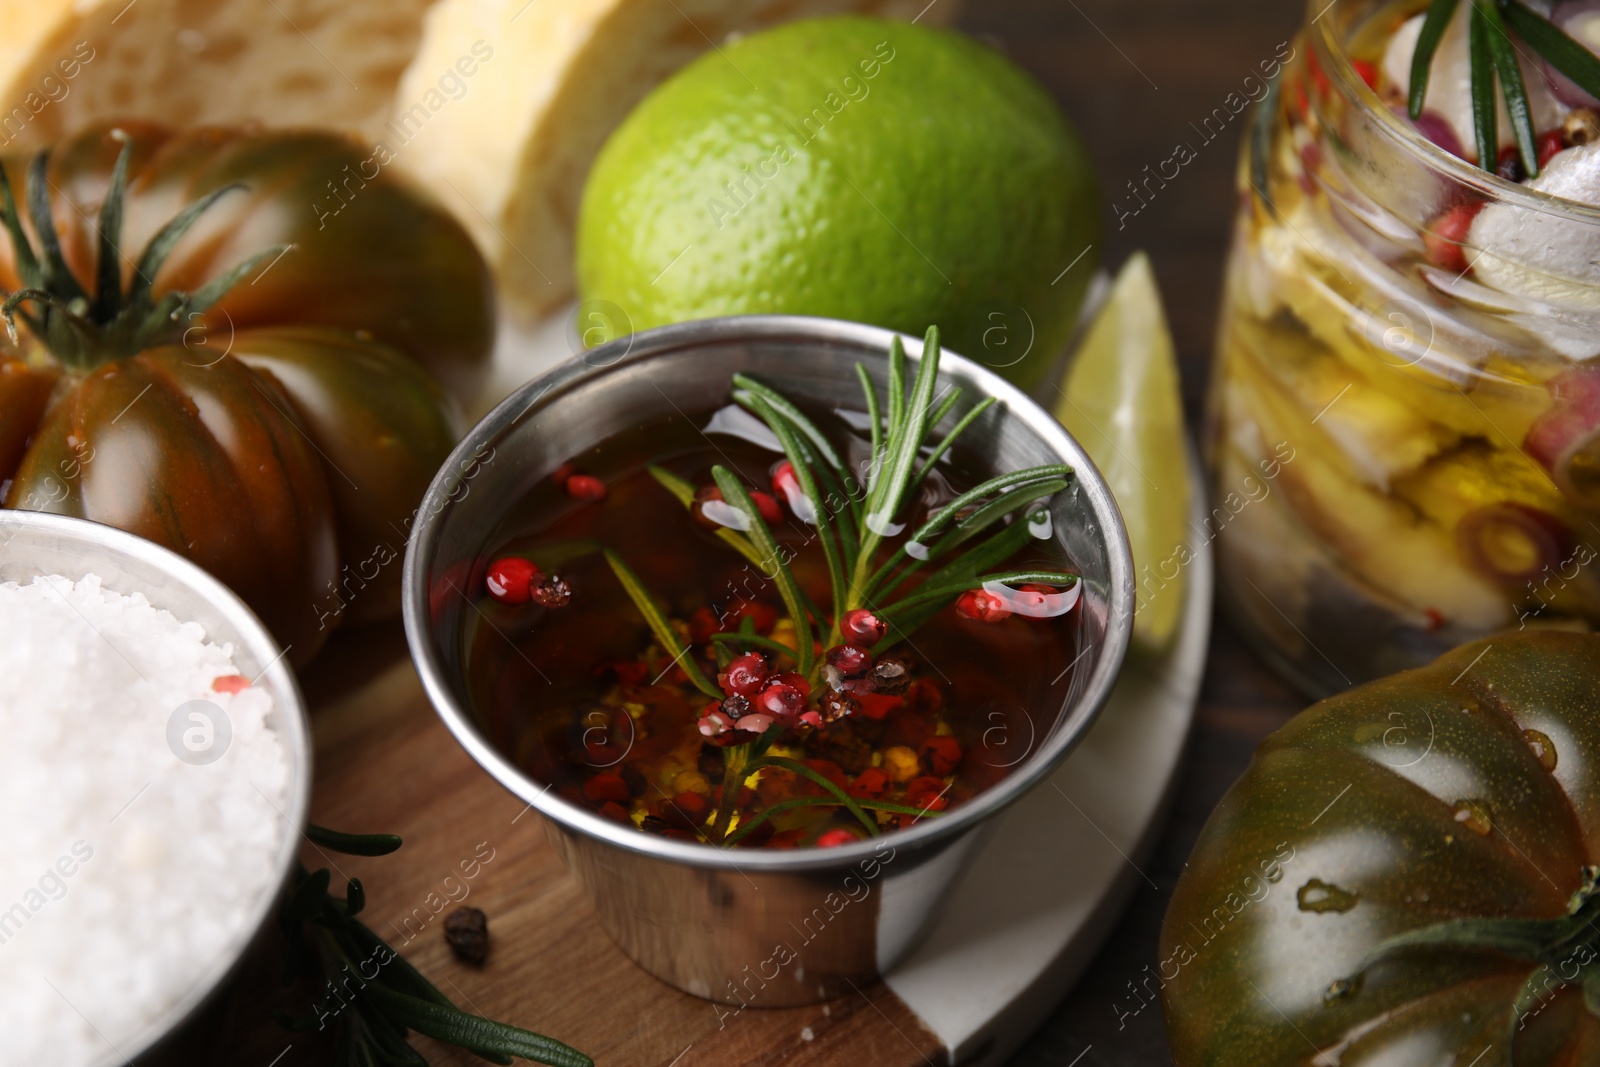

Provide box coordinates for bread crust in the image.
[0,0,436,148]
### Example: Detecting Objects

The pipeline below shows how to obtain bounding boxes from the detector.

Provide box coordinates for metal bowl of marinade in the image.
[403,315,1133,1005]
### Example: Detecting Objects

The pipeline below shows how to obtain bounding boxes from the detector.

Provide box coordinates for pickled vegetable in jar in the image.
[1209,0,1600,694]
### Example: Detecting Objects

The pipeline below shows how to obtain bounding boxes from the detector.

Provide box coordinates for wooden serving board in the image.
[225,521,1209,1067]
[227,625,946,1067]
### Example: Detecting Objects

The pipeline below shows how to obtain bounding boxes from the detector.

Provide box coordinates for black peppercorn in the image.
[532,574,572,608]
[870,653,912,695]
[444,906,490,965]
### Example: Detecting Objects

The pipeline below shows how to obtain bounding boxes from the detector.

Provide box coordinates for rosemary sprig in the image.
[278,825,592,1067]
[645,327,1078,655]
[1410,0,1600,176]
[602,550,722,699]
[615,326,1079,846]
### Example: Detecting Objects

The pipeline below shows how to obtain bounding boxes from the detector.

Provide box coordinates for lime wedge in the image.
[1052,253,1191,652]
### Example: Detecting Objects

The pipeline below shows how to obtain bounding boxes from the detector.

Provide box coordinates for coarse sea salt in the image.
[0,574,290,1065]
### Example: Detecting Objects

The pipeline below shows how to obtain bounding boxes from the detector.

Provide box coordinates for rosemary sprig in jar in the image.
[1410,0,1600,174]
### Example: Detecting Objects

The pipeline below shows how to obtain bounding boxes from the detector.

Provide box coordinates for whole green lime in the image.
[575,16,1099,391]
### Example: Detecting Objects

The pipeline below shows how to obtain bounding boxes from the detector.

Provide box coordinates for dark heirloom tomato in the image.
[1161,632,1600,1067]
[0,124,492,662]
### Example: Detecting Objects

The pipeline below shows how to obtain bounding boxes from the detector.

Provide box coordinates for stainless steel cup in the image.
[403,316,1133,1005]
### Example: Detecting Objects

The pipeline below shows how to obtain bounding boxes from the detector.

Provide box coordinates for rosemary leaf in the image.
[872,327,943,524]
[711,467,816,675]
[724,796,838,845]
[307,824,403,857]
[723,793,946,845]
[884,569,1079,618]
[909,465,1073,548]
[285,868,332,923]
[909,394,996,495]
[924,516,1044,589]
[283,838,592,1067]
[359,1002,432,1065]
[749,723,784,760]
[344,920,456,1009]
[856,797,951,818]
[728,389,861,557]
[926,483,1065,562]
[1478,0,1539,174]
[730,373,846,472]
[853,328,943,598]
[856,361,883,472]
[868,483,1064,604]
[741,391,848,624]
[364,985,593,1067]
[1410,0,1462,117]
[925,386,964,438]
[1504,0,1600,104]
[800,429,865,551]
[645,464,765,568]
[602,550,722,699]
[345,878,366,917]
[708,631,800,662]
[744,755,880,837]
[876,565,1079,647]
[1468,2,1501,169]
[885,334,907,453]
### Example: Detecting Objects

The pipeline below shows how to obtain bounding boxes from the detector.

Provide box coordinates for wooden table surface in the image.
[233,1,1314,1064]
[958,1,1310,1064]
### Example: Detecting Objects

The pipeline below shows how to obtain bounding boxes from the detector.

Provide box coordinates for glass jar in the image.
[1209,0,1600,695]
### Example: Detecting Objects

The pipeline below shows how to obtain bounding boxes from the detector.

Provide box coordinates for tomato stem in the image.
[0,134,284,370]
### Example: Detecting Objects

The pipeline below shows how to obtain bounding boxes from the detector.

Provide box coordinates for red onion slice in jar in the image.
[1406,107,1473,161]
[1455,502,1575,584]
[1526,361,1600,507]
